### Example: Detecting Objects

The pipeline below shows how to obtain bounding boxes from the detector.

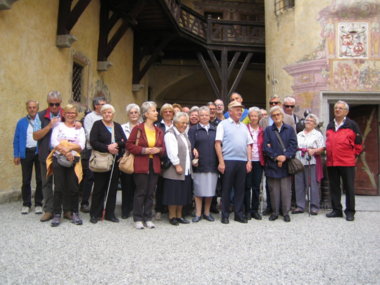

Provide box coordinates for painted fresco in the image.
[338,22,368,58]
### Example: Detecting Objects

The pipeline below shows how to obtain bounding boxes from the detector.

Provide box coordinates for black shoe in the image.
[283,215,291,222]
[245,212,252,220]
[90,216,98,224]
[210,207,219,214]
[252,211,262,220]
[262,208,272,216]
[310,210,318,216]
[291,208,304,214]
[269,214,278,221]
[105,216,120,223]
[326,210,343,218]
[80,204,90,213]
[192,216,202,223]
[221,217,229,224]
[176,217,190,224]
[234,217,248,224]
[345,213,355,221]
[202,214,215,222]
[169,218,179,226]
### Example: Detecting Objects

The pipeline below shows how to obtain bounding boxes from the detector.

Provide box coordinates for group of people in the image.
[13,90,362,229]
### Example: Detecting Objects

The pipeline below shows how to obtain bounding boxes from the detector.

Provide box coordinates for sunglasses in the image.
[49,103,61,107]
[284,105,295,109]
[269,101,280,106]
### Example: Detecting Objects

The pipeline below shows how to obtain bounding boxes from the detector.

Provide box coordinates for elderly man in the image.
[33,91,63,222]
[80,96,107,213]
[13,100,43,215]
[283,96,301,124]
[224,92,250,124]
[207,101,221,127]
[215,101,252,224]
[326,100,362,221]
[215,99,225,121]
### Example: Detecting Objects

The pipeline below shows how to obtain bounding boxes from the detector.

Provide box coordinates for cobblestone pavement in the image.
[0,195,379,285]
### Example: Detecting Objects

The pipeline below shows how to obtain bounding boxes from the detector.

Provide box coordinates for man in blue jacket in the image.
[13,100,43,215]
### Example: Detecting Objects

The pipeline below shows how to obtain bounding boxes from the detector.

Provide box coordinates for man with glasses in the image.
[80,96,107,213]
[325,100,362,221]
[283,96,300,125]
[33,91,63,222]
[207,102,221,127]
[215,99,225,122]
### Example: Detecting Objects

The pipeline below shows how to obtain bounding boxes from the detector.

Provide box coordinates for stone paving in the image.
[0,195,379,285]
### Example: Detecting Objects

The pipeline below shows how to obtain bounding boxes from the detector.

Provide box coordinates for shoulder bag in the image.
[89,125,115,172]
[119,129,141,174]
[274,130,304,175]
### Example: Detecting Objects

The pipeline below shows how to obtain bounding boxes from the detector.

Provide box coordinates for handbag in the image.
[274,130,304,175]
[89,126,115,172]
[160,155,172,170]
[119,129,141,174]
[57,153,74,168]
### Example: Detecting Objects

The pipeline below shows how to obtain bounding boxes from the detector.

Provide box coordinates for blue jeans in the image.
[245,161,263,213]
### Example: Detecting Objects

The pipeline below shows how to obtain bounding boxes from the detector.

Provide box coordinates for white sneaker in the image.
[21,206,30,215]
[35,206,43,214]
[135,221,144,230]
[145,221,156,229]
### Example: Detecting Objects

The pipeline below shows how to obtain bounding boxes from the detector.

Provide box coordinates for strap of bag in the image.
[111,124,115,143]
[135,129,141,145]
[274,130,286,152]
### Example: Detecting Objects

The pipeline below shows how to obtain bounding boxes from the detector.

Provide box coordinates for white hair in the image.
[248,106,262,118]
[141,101,157,120]
[335,100,349,111]
[101,104,115,114]
[306,114,320,126]
[283,96,296,104]
[269,105,284,116]
[173,111,189,124]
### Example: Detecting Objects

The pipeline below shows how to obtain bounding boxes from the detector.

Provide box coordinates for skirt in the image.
[193,172,217,197]
[162,175,192,206]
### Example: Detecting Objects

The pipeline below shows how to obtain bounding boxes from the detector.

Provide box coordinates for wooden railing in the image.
[163,0,264,47]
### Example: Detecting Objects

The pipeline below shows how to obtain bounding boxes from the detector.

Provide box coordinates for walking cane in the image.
[102,155,116,221]
[306,154,312,217]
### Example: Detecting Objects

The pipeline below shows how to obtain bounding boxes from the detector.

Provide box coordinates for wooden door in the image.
[349,105,379,195]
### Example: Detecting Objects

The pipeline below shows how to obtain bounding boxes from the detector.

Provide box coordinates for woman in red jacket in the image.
[126,101,165,230]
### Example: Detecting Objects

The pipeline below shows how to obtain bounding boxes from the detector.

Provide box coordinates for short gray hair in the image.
[47,90,62,101]
[173,111,189,124]
[283,96,296,104]
[126,103,140,114]
[189,106,199,114]
[269,105,284,116]
[141,101,157,120]
[334,100,349,111]
[306,114,320,126]
[101,104,115,114]
[26,100,39,108]
[198,106,210,114]
[270,94,280,101]
[248,106,262,118]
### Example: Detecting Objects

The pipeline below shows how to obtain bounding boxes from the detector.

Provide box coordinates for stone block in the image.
[56,34,77,48]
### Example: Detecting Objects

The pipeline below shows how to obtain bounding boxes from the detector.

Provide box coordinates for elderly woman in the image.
[154,103,175,220]
[89,104,126,224]
[293,114,325,215]
[50,104,86,227]
[244,107,265,221]
[189,106,199,126]
[188,106,217,222]
[127,101,165,230]
[172,103,182,114]
[120,103,141,219]
[263,106,297,222]
[163,112,193,226]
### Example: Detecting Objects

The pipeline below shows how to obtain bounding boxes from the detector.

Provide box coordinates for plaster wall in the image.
[0,0,134,196]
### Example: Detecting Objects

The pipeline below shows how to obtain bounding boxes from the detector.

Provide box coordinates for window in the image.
[275,0,295,15]
[205,12,223,20]
[72,62,83,103]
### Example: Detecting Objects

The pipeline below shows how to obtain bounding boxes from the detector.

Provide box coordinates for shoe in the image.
[105,216,120,223]
[169,218,179,226]
[192,216,202,223]
[40,212,53,222]
[283,215,291,222]
[71,212,83,225]
[90,216,98,224]
[145,221,155,229]
[221,217,229,224]
[234,217,248,224]
[292,208,304,214]
[63,212,72,220]
[155,212,162,221]
[310,210,318,216]
[346,213,355,221]
[177,217,190,224]
[21,206,30,215]
[269,214,278,221]
[121,212,130,219]
[51,214,61,227]
[135,221,145,229]
[326,210,343,218]
[252,211,262,220]
[34,206,43,214]
[80,204,90,213]
[210,207,219,214]
[203,214,215,222]
[262,208,272,216]
[245,212,252,220]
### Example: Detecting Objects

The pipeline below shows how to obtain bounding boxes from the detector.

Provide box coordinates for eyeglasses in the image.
[65,112,77,115]
[284,105,295,109]
[215,104,224,107]
[49,103,60,107]
[271,113,282,117]
[269,101,280,106]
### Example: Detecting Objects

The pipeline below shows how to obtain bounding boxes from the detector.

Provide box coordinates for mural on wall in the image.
[338,22,368,58]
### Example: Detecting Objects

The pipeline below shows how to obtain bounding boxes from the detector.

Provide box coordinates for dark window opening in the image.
[72,62,83,103]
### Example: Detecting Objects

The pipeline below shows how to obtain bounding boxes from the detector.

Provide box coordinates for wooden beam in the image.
[228,52,253,96]
[220,48,228,103]
[207,49,221,80]
[197,52,219,99]
[227,52,241,79]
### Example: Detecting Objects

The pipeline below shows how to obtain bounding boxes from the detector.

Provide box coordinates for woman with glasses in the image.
[162,112,193,226]
[263,106,297,222]
[293,114,325,215]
